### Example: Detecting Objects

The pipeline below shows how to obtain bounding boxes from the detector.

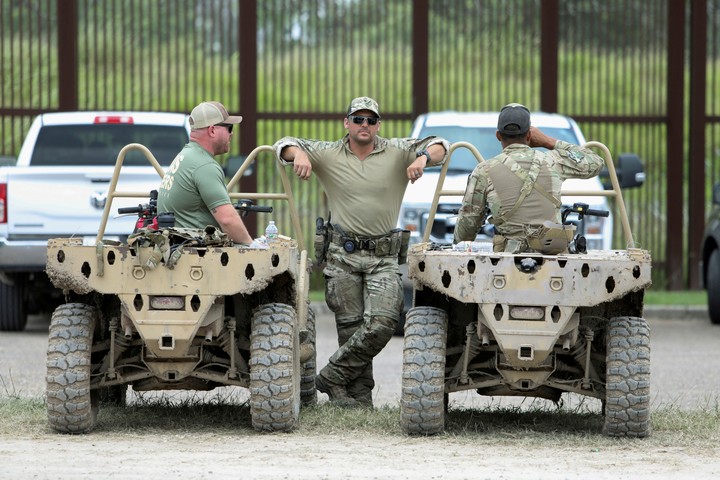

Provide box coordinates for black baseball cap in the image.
[497,103,530,135]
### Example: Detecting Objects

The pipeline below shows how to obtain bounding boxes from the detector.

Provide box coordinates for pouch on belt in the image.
[526,221,576,255]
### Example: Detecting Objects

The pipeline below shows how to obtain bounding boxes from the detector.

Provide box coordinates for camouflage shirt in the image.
[453,140,604,244]
[274,134,448,236]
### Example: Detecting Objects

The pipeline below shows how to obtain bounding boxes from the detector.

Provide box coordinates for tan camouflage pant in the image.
[320,243,403,405]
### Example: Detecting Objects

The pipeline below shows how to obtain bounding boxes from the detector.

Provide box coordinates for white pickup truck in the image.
[0,111,190,330]
[396,111,645,322]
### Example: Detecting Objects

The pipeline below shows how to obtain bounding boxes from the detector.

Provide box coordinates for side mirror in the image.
[223,155,253,178]
[599,153,645,189]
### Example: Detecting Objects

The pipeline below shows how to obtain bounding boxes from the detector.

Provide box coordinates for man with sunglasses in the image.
[158,101,253,245]
[274,96,448,408]
[454,103,604,253]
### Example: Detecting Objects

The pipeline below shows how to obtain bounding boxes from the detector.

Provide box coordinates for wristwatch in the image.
[416,149,431,165]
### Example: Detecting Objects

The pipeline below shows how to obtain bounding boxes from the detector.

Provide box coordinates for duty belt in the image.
[330,231,400,256]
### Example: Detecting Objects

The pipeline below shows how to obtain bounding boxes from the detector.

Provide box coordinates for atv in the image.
[45,144,314,433]
[400,141,652,437]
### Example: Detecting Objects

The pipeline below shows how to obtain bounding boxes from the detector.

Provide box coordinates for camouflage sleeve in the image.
[272,136,341,166]
[385,136,450,166]
[453,164,489,243]
[550,140,605,180]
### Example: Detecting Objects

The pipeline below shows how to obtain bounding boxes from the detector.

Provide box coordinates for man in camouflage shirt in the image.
[274,96,449,407]
[453,103,604,253]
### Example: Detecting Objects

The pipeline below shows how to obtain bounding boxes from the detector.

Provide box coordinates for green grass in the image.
[644,289,707,306]
[2,394,718,446]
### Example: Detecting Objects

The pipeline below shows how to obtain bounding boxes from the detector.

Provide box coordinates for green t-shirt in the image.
[157,142,231,229]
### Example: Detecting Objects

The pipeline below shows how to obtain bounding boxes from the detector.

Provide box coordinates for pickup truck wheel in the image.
[400,306,448,435]
[707,249,720,324]
[300,306,317,407]
[603,316,651,438]
[249,303,300,432]
[46,303,98,433]
[0,278,28,331]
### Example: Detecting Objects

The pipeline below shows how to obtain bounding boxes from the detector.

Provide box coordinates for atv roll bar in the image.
[95,143,306,252]
[422,141,636,248]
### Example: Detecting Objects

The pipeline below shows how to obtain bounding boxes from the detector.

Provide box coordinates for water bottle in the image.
[265,220,278,243]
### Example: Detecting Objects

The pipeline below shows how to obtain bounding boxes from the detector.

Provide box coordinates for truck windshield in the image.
[421,126,580,173]
[30,125,188,167]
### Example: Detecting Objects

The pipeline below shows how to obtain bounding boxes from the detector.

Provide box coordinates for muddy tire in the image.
[604,316,651,437]
[300,306,317,407]
[400,306,448,435]
[46,303,97,434]
[0,277,27,331]
[707,249,720,324]
[249,303,300,432]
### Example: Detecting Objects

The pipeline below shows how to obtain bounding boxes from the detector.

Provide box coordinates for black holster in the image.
[314,217,331,266]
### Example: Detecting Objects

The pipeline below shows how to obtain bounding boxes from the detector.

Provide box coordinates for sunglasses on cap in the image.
[215,123,233,133]
[348,115,379,126]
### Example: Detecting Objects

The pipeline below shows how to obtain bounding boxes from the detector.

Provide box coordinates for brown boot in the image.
[315,375,360,408]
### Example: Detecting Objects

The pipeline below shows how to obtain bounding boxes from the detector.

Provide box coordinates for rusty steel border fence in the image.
[1,0,719,290]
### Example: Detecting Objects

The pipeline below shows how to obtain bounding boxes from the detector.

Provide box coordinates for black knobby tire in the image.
[400,306,448,435]
[249,303,300,432]
[300,306,317,407]
[46,303,98,434]
[0,278,28,331]
[604,316,651,438]
[707,249,720,324]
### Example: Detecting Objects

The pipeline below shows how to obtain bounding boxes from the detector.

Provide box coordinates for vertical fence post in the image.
[412,0,429,118]
[665,0,686,289]
[239,0,258,235]
[540,0,559,113]
[688,0,707,289]
[57,0,78,111]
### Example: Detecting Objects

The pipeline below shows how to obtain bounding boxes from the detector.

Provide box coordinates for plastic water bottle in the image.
[265,220,278,243]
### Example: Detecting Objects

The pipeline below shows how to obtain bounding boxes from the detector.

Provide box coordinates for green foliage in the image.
[1,392,718,444]
[644,289,708,306]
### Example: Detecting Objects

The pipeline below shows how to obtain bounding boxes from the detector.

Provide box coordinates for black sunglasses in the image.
[348,115,379,126]
[215,123,233,133]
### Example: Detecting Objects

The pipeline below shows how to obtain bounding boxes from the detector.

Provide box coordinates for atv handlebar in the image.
[234,199,273,217]
[562,202,610,224]
[117,205,145,215]
[117,192,273,219]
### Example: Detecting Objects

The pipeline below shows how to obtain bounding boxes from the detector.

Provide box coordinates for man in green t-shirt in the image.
[158,101,253,245]
[274,96,449,408]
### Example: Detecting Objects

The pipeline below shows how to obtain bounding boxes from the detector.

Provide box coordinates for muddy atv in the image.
[45,144,315,433]
[400,141,652,437]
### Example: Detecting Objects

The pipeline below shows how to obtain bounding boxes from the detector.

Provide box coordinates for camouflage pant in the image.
[320,243,403,405]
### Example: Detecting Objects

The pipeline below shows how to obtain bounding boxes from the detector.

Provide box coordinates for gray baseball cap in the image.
[347,96,380,118]
[189,101,243,130]
[497,103,530,135]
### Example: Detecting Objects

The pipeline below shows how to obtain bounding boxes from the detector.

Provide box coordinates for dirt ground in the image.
[2,431,718,480]
[2,310,719,479]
